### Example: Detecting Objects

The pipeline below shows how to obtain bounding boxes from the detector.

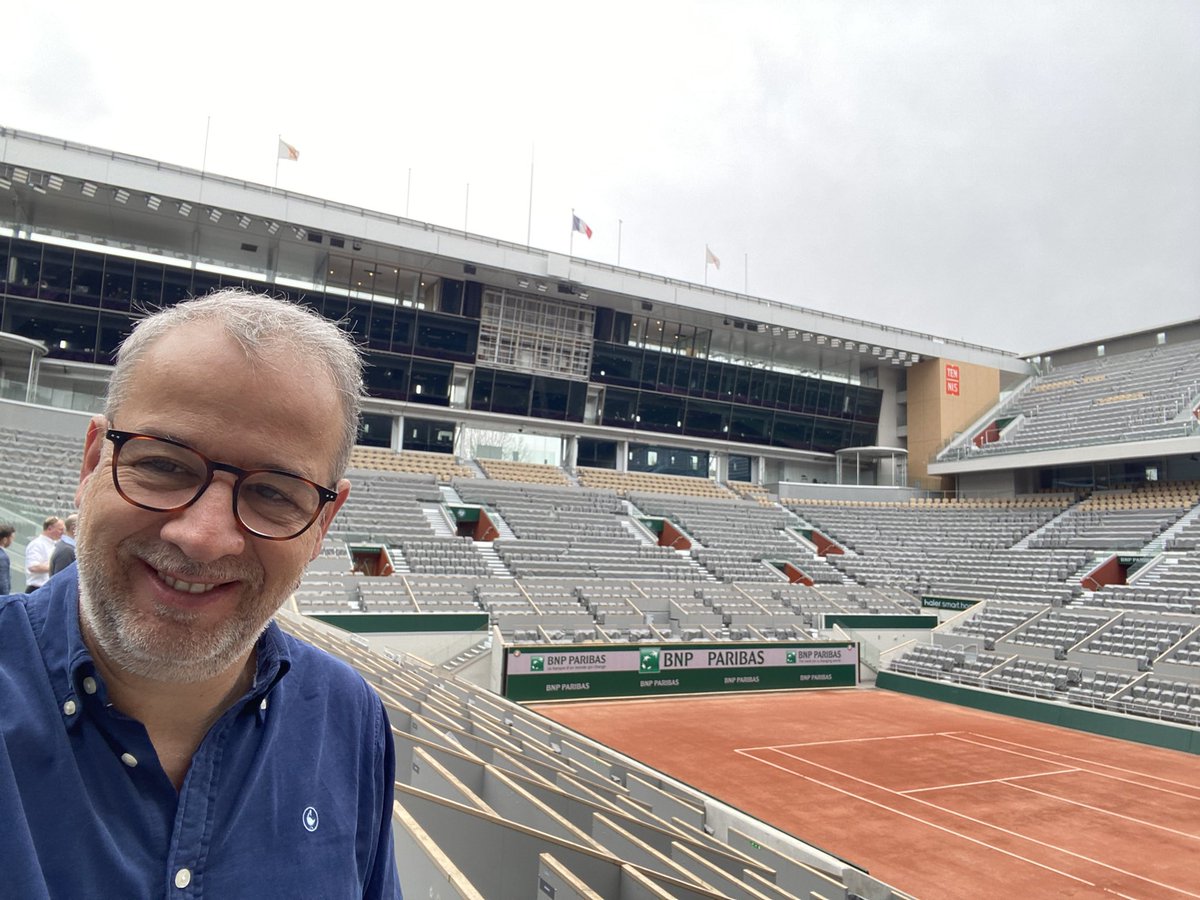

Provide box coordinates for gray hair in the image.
[106,289,363,480]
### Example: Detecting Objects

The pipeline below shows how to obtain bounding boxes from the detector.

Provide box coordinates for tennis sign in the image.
[504,641,858,701]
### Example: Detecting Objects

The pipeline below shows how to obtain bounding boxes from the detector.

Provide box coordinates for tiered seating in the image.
[939,338,1200,458]
[788,499,1084,604]
[1118,677,1200,724]
[333,470,445,543]
[1028,484,1194,550]
[944,603,1042,645]
[455,480,706,582]
[1007,610,1113,651]
[984,658,1133,702]
[888,644,1007,682]
[278,612,868,899]
[349,446,474,482]
[0,426,82,516]
[475,458,570,485]
[634,493,845,584]
[1078,615,1192,662]
[576,467,735,499]
[396,538,490,576]
[726,481,775,506]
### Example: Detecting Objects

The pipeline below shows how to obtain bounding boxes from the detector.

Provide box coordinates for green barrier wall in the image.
[877,671,1200,755]
[505,641,859,702]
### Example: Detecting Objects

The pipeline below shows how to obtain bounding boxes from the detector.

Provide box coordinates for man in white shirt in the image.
[24,516,64,592]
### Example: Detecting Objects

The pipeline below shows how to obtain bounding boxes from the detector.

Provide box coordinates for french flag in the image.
[572,214,593,239]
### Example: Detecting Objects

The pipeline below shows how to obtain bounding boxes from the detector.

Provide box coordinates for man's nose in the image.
[157,476,246,562]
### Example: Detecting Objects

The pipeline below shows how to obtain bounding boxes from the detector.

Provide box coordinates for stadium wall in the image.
[906,357,1001,491]
[1,398,91,438]
[877,671,1200,755]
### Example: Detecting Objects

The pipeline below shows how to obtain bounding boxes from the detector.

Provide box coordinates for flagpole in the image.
[617,219,623,266]
[744,252,749,294]
[201,116,211,175]
[570,208,575,256]
[526,143,535,246]
[274,134,281,189]
[704,246,708,286]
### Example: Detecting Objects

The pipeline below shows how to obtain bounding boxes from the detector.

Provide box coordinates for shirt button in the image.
[83,677,98,694]
[174,868,192,889]
[63,699,77,716]
[120,752,138,768]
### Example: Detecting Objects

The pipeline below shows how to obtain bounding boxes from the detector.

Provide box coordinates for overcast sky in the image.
[5,1,1197,355]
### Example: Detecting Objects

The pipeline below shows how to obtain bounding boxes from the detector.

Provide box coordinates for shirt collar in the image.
[30,569,293,720]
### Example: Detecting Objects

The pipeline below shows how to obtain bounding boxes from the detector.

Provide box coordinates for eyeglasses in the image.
[106,429,338,541]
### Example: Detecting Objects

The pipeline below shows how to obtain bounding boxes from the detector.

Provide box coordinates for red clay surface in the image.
[532,688,1200,900]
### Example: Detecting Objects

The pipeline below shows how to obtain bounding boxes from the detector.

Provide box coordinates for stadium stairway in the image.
[1011,500,1083,550]
[1144,503,1200,555]
[472,542,513,579]
[422,505,458,538]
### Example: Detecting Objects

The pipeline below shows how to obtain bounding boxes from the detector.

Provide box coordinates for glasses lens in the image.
[114,436,210,510]
[236,472,322,538]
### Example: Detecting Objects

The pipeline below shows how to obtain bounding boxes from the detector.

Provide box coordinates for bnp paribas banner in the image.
[504,642,858,702]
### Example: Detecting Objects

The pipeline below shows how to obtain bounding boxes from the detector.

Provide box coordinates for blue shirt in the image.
[0,547,9,594]
[0,567,402,899]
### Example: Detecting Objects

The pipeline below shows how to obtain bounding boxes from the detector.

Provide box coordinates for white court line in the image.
[734,747,1099,892]
[1005,781,1200,843]
[946,733,1200,801]
[735,731,949,753]
[902,768,1079,794]
[759,746,1200,900]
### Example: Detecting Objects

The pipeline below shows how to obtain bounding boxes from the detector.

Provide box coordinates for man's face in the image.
[74,324,349,683]
[47,520,65,540]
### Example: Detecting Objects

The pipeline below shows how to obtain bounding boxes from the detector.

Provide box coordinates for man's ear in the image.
[75,415,109,508]
[308,478,351,563]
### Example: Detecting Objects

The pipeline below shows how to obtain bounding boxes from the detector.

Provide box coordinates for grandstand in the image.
[3,127,1200,898]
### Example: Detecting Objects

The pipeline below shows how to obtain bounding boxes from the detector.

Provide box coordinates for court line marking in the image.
[945,732,1200,800]
[1004,781,1200,843]
[735,731,948,753]
[734,747,1100,892]
[901,768,1079,794]
[753,746,1200,899]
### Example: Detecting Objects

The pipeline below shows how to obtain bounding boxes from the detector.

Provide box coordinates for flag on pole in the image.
[705,245,721,270]
[278,138,299,162]
[572,214,593,239]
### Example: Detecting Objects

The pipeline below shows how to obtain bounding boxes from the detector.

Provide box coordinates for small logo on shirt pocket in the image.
[302,806,319,832]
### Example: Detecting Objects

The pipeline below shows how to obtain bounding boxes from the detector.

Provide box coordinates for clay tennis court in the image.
[532,688,1200,900]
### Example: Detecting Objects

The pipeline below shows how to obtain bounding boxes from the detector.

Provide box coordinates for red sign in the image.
[945,363,961,396]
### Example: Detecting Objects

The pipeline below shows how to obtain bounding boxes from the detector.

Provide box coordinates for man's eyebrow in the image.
[124,428,326,483]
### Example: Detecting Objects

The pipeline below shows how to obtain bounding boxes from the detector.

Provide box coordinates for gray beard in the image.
[75,532,293,684]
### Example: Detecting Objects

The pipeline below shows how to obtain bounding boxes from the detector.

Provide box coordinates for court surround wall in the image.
[877,671,1200,754]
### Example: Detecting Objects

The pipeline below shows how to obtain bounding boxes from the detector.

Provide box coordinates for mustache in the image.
[118,538,260,585]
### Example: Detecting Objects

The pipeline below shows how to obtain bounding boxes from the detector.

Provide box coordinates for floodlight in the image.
[146,195,161,211]
[114,189,130,204]
[207,208,221,222]
[178,202,192,217]
[81,182,98,198]
[237,215,251,229]
[47,175,63,191]
[266,220,280,235]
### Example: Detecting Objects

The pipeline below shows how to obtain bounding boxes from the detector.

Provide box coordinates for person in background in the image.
[0,524,14,594]
[24,515,64,591]
[50,513,78,575]
[0,290,401,898]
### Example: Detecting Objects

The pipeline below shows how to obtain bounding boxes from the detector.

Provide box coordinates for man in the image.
[49,513,78,575]
[0,524,14,594]
[1,291,402,898]
[23,514,64,591]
